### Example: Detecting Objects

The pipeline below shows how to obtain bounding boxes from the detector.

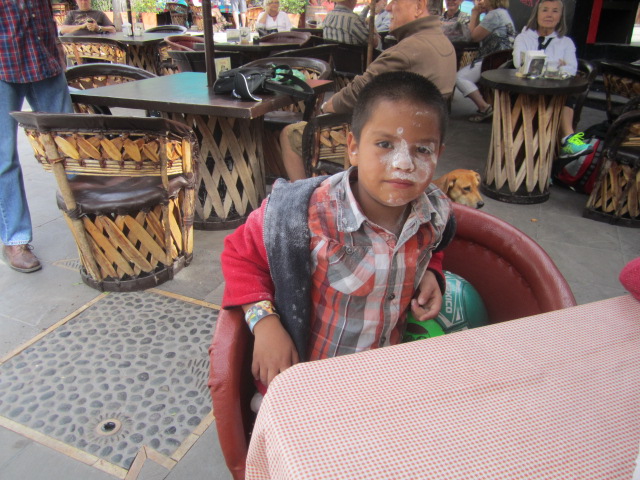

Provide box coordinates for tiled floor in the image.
[0,90,636,480]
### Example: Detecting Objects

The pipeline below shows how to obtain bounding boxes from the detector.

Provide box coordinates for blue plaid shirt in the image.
[0,0,63,83]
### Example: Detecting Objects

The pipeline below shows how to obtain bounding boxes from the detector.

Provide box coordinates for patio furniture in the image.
[160,35,205,74]
[245,6,264,31]
[61,37,127,66]
[242,57,332,180]
[166,2,188,26]
[164,34,205,51]
[207,203,577,480]
[52,2,68,26]
[60,32,176,75]
[167,50,247,72]
[322,41,378,92]
[145,24,188,33]
[480,69,588,204]
[65,63,156,114]
[12,113,199,292]
[597,60,640,123]
[584,108,640,227]
[69,72,333,229]
[272,44,335,64]
[190,4,204,30]
[258,31,311,46]
[246,295,639,479]
[302,112,351,177]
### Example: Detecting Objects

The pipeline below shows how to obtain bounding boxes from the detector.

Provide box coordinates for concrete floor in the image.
[0,90,637,480]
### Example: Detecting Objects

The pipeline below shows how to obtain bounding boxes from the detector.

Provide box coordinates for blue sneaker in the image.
[560,132,594,159]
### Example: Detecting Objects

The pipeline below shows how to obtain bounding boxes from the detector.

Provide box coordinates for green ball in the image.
[402,271,488,343]
[437,271,488,332]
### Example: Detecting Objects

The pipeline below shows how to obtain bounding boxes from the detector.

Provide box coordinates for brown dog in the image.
[433,169,484,209]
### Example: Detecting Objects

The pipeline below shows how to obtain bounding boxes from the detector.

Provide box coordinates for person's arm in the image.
[469,5,490,42]
[411,269,442,321]
[559,37,577,75]
[255,12,267,28]
[512,32,526,68]
[97,11,116,33]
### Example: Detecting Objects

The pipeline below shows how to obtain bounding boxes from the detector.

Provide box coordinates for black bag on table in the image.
[213,64,314,102]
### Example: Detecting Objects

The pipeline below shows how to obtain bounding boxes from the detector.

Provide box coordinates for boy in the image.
[221,71,456,387]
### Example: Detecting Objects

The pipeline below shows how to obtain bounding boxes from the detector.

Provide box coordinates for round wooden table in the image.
[480,69,588,204]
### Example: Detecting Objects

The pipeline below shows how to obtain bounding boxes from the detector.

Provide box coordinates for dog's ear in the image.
[446,176,456,193]
[474,172,481,184]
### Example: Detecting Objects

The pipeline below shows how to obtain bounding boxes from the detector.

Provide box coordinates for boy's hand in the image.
[411,270,442,321]
[252,315,299,386]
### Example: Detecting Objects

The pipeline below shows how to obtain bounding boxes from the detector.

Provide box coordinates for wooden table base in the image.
[165,113,266,230]
[482,90,566,204]
[126,45,160,74]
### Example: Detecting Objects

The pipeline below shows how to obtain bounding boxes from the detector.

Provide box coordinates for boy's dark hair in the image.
[351,71,448,142]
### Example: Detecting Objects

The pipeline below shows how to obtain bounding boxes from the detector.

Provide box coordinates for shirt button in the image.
[380,335,387,343]
[388,293,395,300]
[345,247,353,255]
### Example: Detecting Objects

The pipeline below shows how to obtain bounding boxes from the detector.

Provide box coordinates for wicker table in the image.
[70,72,332,229]
[480,69,588,203]
[247,295,640,479]
[60,32,174,74]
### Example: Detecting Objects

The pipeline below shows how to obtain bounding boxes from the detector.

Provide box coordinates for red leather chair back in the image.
[208,203,576,480]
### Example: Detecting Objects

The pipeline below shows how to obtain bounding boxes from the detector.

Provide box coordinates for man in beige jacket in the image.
[281,0,456,181]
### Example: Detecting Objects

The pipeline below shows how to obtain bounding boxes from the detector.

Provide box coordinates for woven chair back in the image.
[62,38,127,65]
[11,113,199,292]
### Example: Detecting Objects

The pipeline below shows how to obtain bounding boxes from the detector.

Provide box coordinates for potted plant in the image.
[280,0,306,27]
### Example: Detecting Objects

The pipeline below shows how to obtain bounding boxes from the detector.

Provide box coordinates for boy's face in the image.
[347,99,443,225]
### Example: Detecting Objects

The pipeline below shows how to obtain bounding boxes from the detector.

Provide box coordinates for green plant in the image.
[131,0,163,13]
[91,0,112,10]
[280,0,307,15]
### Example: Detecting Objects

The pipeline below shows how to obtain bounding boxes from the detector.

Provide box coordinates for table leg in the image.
[482,89,565,204]
[126,45,159,75]
[165,112,266,229]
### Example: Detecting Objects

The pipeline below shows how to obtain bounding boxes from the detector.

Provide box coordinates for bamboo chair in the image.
[52,2,68,26]
[246,7,264,31]
[208,203,577,480]
[597,60,640,124]
[584,108,640,227]
[61,37,127,66]
[242,57,331,181]
[145,24,187,33]
[65,63,156,114]
[301,113,352,177]
[166,2,189,27]
[12,113,199,292]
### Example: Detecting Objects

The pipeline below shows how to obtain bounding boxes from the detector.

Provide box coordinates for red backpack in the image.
[553,138,603,194]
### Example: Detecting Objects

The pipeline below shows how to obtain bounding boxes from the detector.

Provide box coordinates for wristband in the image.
[245,300,279,333]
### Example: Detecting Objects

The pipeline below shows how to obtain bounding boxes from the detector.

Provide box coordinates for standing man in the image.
[0,0,73,272]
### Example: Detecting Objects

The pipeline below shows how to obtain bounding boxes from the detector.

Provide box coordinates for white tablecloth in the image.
[247,295,640,479]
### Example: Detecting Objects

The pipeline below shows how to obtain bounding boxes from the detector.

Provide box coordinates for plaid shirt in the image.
[323,4,369,46]
[306,169,451,361]
[0,0,63,83]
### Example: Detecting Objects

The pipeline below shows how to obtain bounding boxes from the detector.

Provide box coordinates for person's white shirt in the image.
[513,27,577,76]
[256,10,291,32]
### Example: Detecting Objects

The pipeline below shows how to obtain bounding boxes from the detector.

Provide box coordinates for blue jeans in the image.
[0,73,72,246]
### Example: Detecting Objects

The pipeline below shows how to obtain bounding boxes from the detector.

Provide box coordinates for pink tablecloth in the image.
[247,295,640,479]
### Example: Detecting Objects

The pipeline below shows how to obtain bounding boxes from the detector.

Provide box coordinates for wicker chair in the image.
[65,63,156,114]
[61,37,127,66]
[597,60,640,124]
[584,108,640,227]
[166,2,189,27]
[158,35,206,74]
[144,24,187,33]
[241,57,331,180]
[246,6,264,31]
[52,2,68,26]
[207,203,577,480]
[322,41,378,92]
[12,113,199,292]
[301,112,351,177]
[167,50,247,72]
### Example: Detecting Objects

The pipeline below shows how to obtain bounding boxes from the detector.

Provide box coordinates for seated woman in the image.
[59,0,116,36]
[455,0,515,122]
[256,0,291,34]
[441,0,471,42]
[513,0,594,159]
